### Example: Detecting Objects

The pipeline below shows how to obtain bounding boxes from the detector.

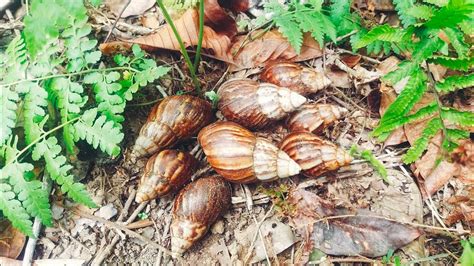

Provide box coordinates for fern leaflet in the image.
[436,73,474,92]
[403,118,442,163]
[407,4,435,19]
[430,56,474,71]
[393,0,416,27]
[354,25,406,49]
[440,108,474,127]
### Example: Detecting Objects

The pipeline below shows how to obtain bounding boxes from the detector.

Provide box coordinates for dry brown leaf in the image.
[326,67,351,88]
[0,220,25,259]
[287,186,421,260]
[340,53,361,68]
[100,9,234,63]
[230,30,323,71]
[204,0,237,38]
[106,0,156,18]
[452,140,474,183]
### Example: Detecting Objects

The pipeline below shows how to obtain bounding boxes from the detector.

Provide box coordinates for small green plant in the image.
[382,249,402,266]
[350,145,389,183]
[460,237,474,266]
[354,0,473,164]
[258,184,294,214]
[137,212,149,220]
[156,0,204,92]
[0,0,169,236]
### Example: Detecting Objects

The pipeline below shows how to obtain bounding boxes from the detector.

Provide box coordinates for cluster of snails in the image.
[129,62,352,256]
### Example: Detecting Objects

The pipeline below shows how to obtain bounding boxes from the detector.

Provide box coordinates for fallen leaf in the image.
[230,30,323,71]
[326,67,351,88]
[0,220,25,259]
[106,0,156,18]
[312,209,421,257]
[452,140,474,183]
[100,9,234,63]
[219,0,250,12]
[287,186,421,260]
[250,220,297,263]
[204,0,237,38]
[340,53,361,68]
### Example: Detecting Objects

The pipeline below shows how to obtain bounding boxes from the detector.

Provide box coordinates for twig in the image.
[104,0,132,42]
[23,173,53,266]
[244,205,275,264]
[74,209,176,257]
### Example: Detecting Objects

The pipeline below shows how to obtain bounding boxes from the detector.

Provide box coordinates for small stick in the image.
[74,209,176,257]
[104,0,132,42]
[243,205,275,264]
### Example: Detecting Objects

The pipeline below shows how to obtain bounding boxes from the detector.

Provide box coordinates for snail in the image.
[135,150,199,203]
[217,79,306,130]
[131,95,213,159]
[260,62,332,96]
[286,104,348,134]
[198,121,301,183]
[279,132,352,178]
[171,176,231,255]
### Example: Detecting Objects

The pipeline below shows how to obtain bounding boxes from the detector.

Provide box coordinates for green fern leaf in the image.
[407,4,435,19]
[354,25,406,49]
[47,78,87,153]
[446,128,470,140]
[425,0,474,29]
[441,108,474,127]
[297,12,324,47]
[442,27,469,58]
[32,137,96,208]
[393,0,416,27]
[329,0,351,28]
[23,82,49,143]
[374,69,428,139]
[72,108,124,157]
[403,118,442,163]
[411,36,443,62]
[430,56,474,71]
[274,16,303,54]
[383,61,419,85]
[1,35,28,83]
[0,87,20,145]
[436,73,474,92]
[0,184,34,236]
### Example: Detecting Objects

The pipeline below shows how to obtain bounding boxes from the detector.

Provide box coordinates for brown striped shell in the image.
[217,79,306,130]
[260,62,332,96]
[198,121,301,184]
[279,132,352,178]
[135,150,199,203]
[171,176,231,254]
[131,95,214,159]
[286,104,348,134]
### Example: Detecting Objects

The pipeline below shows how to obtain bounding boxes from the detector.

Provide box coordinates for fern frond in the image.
[354,25,406,49]
[393,0,416,27]
[403,118,442,163]
[47,78,87,153]
[274,15,303,54]
[442,27,469,58]
[72,108,124,157]
[441,108,474,127]
[407,4,435,20]
[329,0,351,29]
[297,12,325,47]
[0,183,34,236]
[423,0,448,7]
[424,0,474,29]
[374,69,428,139]
[436,73,474,92]
[23,82,49,143]
[383,61,419,85]
[411,36,443,62]
[0,87,20,145]
[32,137,96,208]
[430,56,474,71]
[1,35,28,83]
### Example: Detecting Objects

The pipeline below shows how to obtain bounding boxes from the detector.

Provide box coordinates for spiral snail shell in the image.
[198,121,301,183]
[286,104,348,134]
[279,132,352,178]
[171,176,231,255]
[217,79,307,130]
[135,150,199,203]
[260,62,332,96]
[131,95,213,159]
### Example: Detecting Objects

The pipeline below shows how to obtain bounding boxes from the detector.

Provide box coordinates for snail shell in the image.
[198,121,301,183]
[217,79,306,130]
[171,176,231,254]
[131,95,213,159]
[260,62,332,96]
[286,104,348,134]
[279,132,352,178]
[135,150,199,203]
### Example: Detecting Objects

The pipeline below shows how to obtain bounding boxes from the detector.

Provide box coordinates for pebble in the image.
[211,220,225,234]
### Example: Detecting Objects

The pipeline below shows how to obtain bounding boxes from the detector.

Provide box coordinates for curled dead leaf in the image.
[339,53,361,68]
[230,30,323,71]
[100,9,234,63]
[0,220,26,259]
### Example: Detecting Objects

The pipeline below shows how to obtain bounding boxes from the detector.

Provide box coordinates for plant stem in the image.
[193,0,205,71]
[1,66,138,87]
[156,0,201,93]
[8,117,81,165]
[425,62,451,148]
